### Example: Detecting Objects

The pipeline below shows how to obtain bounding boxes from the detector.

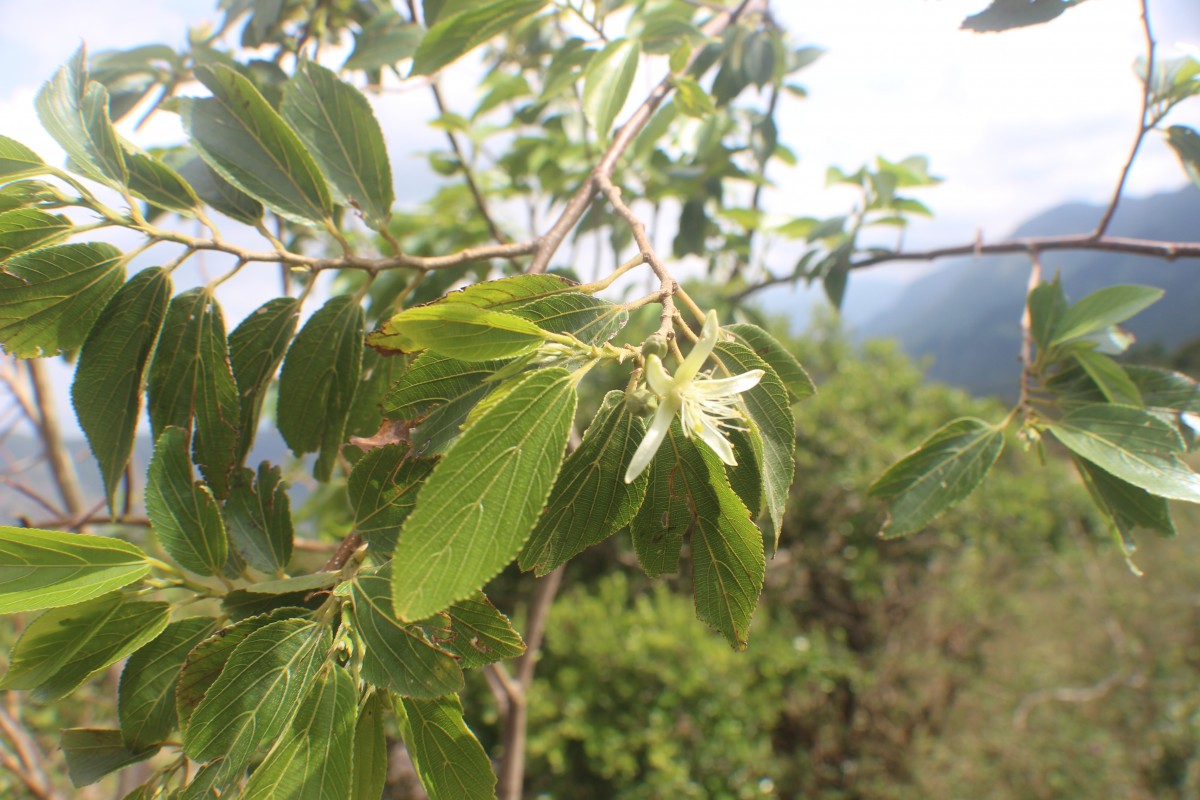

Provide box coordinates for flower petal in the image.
[624,398,679,483]
[676,310,720,383]
[690,369,764,397]
[644,354,674,397]
[694,411,737,466]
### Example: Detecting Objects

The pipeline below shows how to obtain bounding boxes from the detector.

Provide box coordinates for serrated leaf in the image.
[348,566,463,698]
[1049,403,1200,502]
[145,288,241,498]
[673,75,715,118]
[1073,347,1142,406]
[145,426,229,576]
[175,607,307,730]
[520,391,648,575]
[37,48,128,186]
[177,155,264,225]
[119,617,218,750]
[124,148,199,213]
[243,572,339,595]
[369,304,547,361]
[225,462,294,574]
[1167,125,1200,188]
[870,417,1005,538]
[629,426,689,577]
[382,352,503,421]
[344,15,422,71]
[183,619,331,773]
[725,323,815,402]
[438,274,575,309]
[62,728,158,788]
[0,592,170,701]
[0,135,48,180]
[351,692,388,800]
[412,382,494,456]
[712,340,795,544]
[228,297,300,465]
[583,37,641,139]
[182,65,333,224]
[242,665,355,800]
[394,694,497,800]
[391,368,576,620]
[441,592,525,668]
[411,0,550,75]
[348,445,434,555]
[0,242,125,358]
[1028,275,1068,354]
[1074,455,1175,540]
[511,292,629,345]
[73,267,171,507]
[1051,284,1164,346]
[0,526,151,614]
[282,60,393,228]
[585,38,643,140]
[278,295,364,481]
[0,208,72,259]
[1127,365,1200,413]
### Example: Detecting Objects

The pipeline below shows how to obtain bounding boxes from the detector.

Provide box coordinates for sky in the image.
[0,0,1197,438]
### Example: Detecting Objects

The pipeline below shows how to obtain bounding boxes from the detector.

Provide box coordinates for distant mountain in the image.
[858,186,1200,397]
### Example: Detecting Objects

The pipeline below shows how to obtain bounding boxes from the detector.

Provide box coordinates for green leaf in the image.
[1127,365,1200,414]
[1074,455,1175,540]
[225,462,294,574]
[391,368,576,620]
[0,208,73,259]
[1073,347,1142,406]
[870,417,1006,538]
[411,0,550,75]
[145,288,241,498]
[1048,403,1200,502]
[583,37,641,139]
[348,566,463,697]
[1167,125,1200,188]
[282,60,393,228]
[412,381,495,456]
[178,155,264,225]
[629,426,689,578]
[349,445,434,554]
[0,179,63,213]
[0,526,151,614]
[228,297,300,465]
[1027,275,1067,354]
[183,619,331,773]
[1051,284,1164,346]
[511,292,629,345]
[124,149,200,213]
[278,295,365,481]
[37,48,128,186]
[0,592,170,701]
[344,15,423,71]
[382,352,504,421]
[649,423,764,649]
[672,75,715,118]
[351,692,389,800]
[520,391,648,575]
[961,0,1071,32]
[243,572,339,594]
[0,242,125,358]
[712,341,796,545]
[61,728,158,788]
[73,267,171,507]
[725,323,815,402]
[0,135,48,180]
[242,665,356,800]
[175,607,307,730]
[182,65,333,224]
[437,274,575,310]
[119,617,218,750]
[369,304,548,361]
[394,694,497,800]
[145,426,229,576]
[441,592,526,668]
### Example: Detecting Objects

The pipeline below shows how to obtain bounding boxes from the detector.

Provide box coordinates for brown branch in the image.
[0,706,59,800]
[26,360,84,516]
[1093,0,1155,238]
[731,234,1200,302]
[497,565,566,800]
[527,0,761,274]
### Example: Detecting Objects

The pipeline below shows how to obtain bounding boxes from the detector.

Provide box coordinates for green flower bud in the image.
[641,333,669,360]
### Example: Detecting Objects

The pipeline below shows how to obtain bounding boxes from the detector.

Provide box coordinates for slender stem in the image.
[27,360,84,516]
[1093,0,1155,238]
[429,82,509,245]
[1017,251,1043,422]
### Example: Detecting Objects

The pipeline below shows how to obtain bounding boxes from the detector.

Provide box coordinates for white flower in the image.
[624,311,764,483]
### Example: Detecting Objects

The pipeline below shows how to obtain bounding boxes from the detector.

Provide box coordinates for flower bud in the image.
[640,333,669,360]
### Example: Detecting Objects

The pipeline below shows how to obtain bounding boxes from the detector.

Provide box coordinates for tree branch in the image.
[26,360,84,516]
[1092,0,1155,238]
